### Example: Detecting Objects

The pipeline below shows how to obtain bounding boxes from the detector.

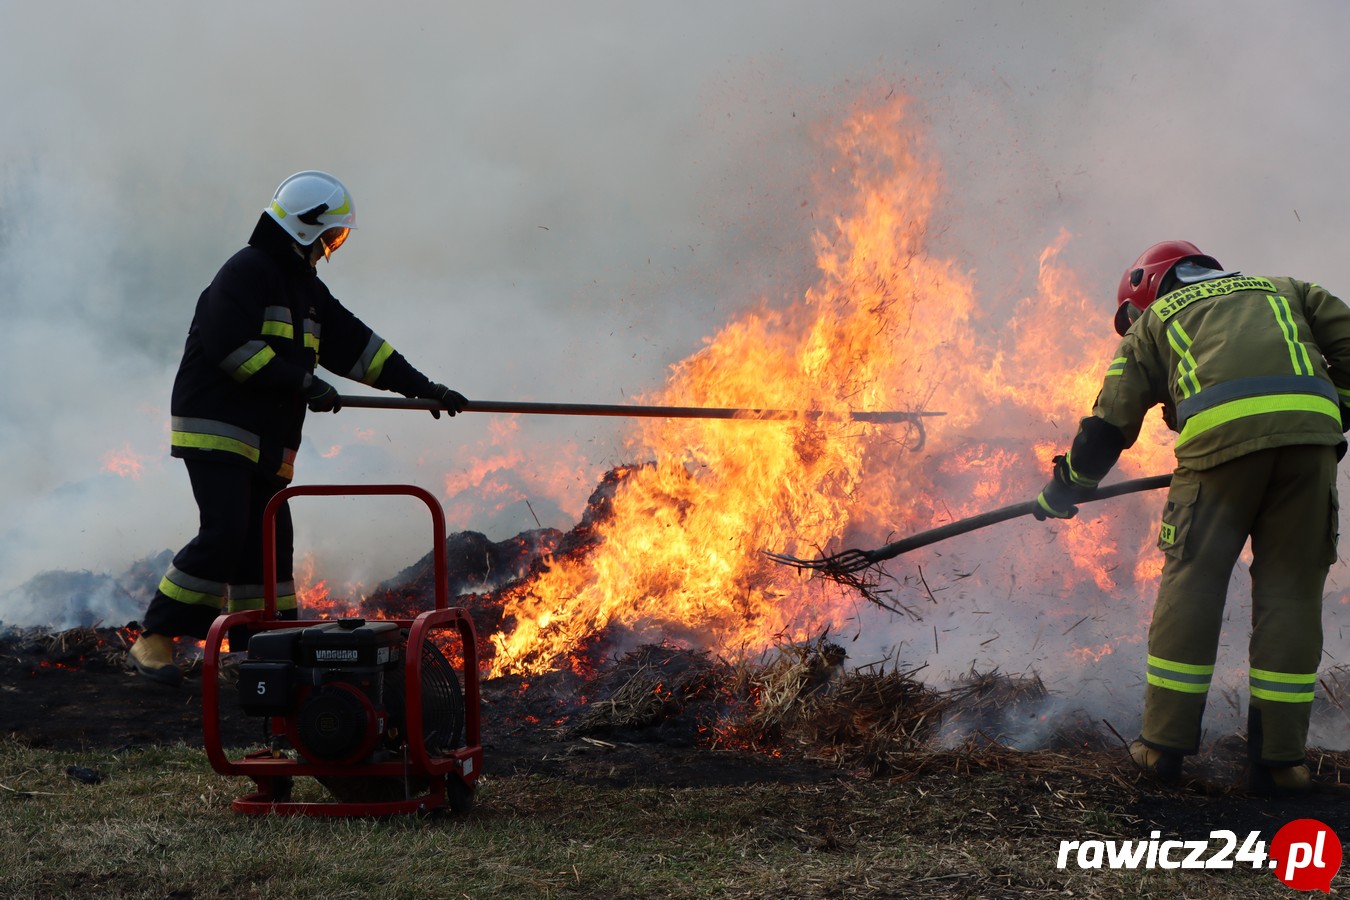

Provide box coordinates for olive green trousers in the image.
[1142,444,1338,765]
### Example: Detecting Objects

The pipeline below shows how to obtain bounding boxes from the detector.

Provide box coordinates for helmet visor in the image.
[320,227,350,255]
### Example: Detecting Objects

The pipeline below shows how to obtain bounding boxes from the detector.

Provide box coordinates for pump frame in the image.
[201,484,483,816]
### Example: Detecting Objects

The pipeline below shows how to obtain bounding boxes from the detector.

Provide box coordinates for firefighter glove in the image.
[304,376,342,413]
[1033,454,1094,521]
[418,383,469,419]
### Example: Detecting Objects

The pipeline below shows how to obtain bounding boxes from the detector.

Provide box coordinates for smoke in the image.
[4,1,1350,744]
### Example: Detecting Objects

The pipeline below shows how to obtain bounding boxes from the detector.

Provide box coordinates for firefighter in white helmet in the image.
[1034,240,1350,793]
[128,171,468,686]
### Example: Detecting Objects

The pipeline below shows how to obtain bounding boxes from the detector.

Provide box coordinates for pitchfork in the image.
[763,474,1174,600]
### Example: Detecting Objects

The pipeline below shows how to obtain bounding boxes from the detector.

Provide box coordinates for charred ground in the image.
[0,626,837,789]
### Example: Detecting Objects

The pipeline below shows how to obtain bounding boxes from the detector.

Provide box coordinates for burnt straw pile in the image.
[559,638,1092,776]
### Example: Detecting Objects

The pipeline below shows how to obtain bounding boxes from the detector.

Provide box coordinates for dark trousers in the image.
[142,460,294,640]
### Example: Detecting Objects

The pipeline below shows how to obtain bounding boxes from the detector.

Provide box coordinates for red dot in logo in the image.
[1269,819,1342,892]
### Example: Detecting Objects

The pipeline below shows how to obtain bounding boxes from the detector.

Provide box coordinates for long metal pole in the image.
[336,394,942,425]
[763,473,1173,576]
[849,473,1174,564]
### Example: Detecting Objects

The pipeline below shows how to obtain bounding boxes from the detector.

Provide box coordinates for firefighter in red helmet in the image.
[127,171,468,686]
[1034,240,1350,793]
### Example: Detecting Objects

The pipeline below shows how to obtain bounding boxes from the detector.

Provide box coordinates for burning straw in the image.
[13,624,136,670]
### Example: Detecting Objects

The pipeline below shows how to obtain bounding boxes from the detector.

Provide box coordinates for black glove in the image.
[417,383,469,419]
[304,376,341,413]
[1032,454,1094,521]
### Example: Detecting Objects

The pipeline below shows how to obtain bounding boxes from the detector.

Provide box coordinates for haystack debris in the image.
[566,638,1091,776]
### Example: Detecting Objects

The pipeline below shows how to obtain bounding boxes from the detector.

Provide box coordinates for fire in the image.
[486,90,1176,677]
[300,577,333,611]
[293,553,363,619]
[441,418,596,531]
[102,444,147,479]
[1069,643,1116,665]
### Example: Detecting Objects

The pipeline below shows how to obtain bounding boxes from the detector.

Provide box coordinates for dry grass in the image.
[2,738,1341,899]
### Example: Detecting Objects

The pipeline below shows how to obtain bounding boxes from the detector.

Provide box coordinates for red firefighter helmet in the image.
[1114,240,1221,335]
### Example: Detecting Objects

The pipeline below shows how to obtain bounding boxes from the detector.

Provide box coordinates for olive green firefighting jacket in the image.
[1064,274,1350,485]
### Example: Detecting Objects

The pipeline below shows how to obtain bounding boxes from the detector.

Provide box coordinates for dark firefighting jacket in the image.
[169,214,435,481]
[1062,274,1350,485]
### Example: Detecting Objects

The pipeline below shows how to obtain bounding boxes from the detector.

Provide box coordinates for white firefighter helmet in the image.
[265,171,357,247]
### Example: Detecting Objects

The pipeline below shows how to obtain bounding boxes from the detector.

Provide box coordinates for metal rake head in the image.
[761,548,917,619]
[761,547,879,577]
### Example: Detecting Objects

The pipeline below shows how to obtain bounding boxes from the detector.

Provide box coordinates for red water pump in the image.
[201,484,483,816]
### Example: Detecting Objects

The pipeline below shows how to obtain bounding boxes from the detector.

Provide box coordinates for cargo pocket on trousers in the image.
[1157,477,1199,561]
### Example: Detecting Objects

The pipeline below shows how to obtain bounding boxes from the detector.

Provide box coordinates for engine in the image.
[235,618,463,765]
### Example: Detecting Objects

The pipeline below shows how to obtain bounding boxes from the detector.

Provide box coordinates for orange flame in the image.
[441,418,596,531]
[102,444,147,479]
[293,553,362,619]
[486,90,1174,677]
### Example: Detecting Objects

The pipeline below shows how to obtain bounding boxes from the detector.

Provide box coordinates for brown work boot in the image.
[1249,763,1312,796]
[127,633,183,687]
[1129,740,1183,782]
